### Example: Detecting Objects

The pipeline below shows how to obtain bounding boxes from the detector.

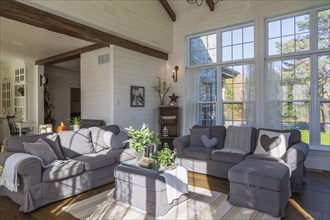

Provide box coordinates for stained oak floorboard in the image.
[0,170,329,220]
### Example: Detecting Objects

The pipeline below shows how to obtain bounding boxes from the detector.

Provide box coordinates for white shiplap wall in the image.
[112,45,166,132]
[81,47,113,125]
[23,0,173,53]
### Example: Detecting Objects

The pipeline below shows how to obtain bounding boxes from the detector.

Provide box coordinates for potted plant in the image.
[69,116,81,131]
[156,143,177,167]
[126,123,160,163]
[152,77,172,106]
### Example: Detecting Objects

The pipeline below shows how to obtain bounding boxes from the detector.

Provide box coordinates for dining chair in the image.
[6,116,27,136]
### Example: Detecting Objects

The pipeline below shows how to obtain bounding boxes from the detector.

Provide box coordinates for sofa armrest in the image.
[285,142,309,166]
[0,152,42,185]
[173,135,190,157]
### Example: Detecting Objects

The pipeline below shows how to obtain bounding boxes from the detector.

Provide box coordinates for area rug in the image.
[63,185,279,220]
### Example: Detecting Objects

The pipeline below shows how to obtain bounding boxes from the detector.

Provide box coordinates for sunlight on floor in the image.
[51,197,77,215]
[289,198,315,220]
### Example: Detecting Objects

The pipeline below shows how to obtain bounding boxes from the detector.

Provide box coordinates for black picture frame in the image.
[130,86,145,107]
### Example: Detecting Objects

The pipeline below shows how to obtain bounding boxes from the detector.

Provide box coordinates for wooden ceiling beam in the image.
[0,0,168,60]
[159,0,176,22]
[35,44,107,66]
[206,0,215,11]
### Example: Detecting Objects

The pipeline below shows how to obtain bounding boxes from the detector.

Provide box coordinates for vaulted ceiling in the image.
[0,0,219,66]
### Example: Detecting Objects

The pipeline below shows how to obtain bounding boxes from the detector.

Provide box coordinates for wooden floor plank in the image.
[0,170,329,219]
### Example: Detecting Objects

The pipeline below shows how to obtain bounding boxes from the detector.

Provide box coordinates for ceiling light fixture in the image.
[186,0,219,7]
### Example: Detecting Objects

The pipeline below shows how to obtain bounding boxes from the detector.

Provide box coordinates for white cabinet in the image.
[13,67,35,122]
[1,80,10,116]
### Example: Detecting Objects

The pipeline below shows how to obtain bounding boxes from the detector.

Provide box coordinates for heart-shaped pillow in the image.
[260,134,282,152]
[103,131,128,150]
[201,135,218,148]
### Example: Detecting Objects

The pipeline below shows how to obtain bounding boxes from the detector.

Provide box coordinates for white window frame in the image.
[265,6,330,150]
[186,22,256,127]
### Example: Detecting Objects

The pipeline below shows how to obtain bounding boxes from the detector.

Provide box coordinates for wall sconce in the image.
[40,75,46,87]
[172,66,179,82]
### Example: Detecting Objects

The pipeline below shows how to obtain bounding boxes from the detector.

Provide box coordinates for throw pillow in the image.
[103,131,128,150]
[201,135,218,148]
[223,125,253,154]
[23,138,58,165]
[253,130,291,158]
[190,128,210,147]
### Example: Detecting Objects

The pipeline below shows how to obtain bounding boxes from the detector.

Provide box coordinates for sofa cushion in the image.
[23,138,58,165]
[192,125,226,149]
[103,131,128,150]
[211,151,247,164]
[190,128,210,147]
[4,133,65,159]
[223,126,253,154]
[42,160,84,182]
[254,130,290,158]
[89,125,122,152]
[228,159,290,192]
[89,127,109,152]
[73,153,116,171]
[98,148,135,163]
[59,129,95,158]
[183,147,213,160]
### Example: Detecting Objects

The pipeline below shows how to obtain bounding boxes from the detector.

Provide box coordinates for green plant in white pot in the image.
[126,123,160,162]
[156,143,177,167]
[69,116,81,131]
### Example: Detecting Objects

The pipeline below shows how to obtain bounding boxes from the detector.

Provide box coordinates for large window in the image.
[266,8,330,146]
[187,24,255,128]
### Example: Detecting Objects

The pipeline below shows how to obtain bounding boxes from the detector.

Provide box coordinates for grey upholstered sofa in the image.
[0,125,134,212]
[173,125,309,193]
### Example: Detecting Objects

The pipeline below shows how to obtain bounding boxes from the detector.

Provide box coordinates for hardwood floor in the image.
[0,170,329,220]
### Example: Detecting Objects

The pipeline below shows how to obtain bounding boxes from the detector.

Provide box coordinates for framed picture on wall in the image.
[130,86,145,107]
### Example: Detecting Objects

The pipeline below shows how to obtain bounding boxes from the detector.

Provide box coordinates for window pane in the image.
[269,38,281,55]
[222,31,232,46]
[233,29,242,44]
[268,14,310,56]
[222,46,232,61]
[295,15,310,34]
[233,44,243,60]
[268,20,281,38]
[243,26,254,42]
[190,34,217,66]
[266,58,310,143]
[199,103,216,126]
[282,35,295,53]
[208,34,217,48]
[222,64,255,126]
[296,33,310,51]
[199,68,217,102]
[320,102,330,146]
[282,18,294,36]
[318,9,330,49]
[243,43,254,59]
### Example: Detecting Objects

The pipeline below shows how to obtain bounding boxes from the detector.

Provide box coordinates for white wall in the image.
[81,47,113,124]
[45,65,80,127]
[23,0,173,53]
[112,45,166,131]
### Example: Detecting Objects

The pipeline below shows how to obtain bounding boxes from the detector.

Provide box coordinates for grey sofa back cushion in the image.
[4,133,65,159]
[59,128,95,158]
[192,125,226,149]
[223,126,254,154]
[256,128,301,148]
[189,128,210,147]
[89,125,121,152]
